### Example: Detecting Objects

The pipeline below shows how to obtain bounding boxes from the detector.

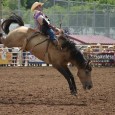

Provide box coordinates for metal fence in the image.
[1,1,115,39]
[52,1,115,39]
[0,47,114,67]
[0,47,47,67]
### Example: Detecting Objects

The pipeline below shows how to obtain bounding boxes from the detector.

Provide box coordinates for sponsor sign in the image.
[0,52,12,64]
[28,54,44,64]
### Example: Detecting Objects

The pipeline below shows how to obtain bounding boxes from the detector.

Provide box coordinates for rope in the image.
[30,39,48,53]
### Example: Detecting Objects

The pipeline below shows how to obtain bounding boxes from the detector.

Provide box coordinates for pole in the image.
[0,0,2,33]
[18,0,20,15]
[53,0,55,24]
[93,2,96,35]
[68,0,69,30]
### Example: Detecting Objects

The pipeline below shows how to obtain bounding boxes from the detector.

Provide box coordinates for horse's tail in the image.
[1,13,24,34]
[0,32,5,45]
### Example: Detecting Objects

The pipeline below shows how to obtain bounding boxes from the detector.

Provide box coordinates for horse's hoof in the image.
[71,91,77,96]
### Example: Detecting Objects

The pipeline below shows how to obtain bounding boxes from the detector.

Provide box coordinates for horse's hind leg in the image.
[55,66,77,96]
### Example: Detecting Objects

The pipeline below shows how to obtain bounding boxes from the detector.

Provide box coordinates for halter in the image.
[84,60,92,71]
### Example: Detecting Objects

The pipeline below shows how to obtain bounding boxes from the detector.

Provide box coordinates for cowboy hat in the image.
[31,2,44,11]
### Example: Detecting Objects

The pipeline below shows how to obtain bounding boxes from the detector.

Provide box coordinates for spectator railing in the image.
[0,48,114,67]
[0,48,48,67]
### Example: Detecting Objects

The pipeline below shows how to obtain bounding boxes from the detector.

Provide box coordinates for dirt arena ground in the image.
[0,67,114,115]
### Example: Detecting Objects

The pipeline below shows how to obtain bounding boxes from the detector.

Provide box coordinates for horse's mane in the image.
[60,36,86,67]
[1,13,24,34]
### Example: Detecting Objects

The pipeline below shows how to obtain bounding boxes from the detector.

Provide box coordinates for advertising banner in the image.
[0,52,12,64]
[28,54,45,64]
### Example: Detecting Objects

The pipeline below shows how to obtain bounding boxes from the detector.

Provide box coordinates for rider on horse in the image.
[31,2,61,49]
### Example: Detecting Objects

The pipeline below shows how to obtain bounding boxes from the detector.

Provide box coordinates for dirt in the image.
[0,67,114,115]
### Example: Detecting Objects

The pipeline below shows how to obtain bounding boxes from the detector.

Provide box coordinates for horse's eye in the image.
[85,70,89,74]
[89,66,92,71]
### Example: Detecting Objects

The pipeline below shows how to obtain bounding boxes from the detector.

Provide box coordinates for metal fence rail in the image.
[0,48,46,67]
[0,47,114,67]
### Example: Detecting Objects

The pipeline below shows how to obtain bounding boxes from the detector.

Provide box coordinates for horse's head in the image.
[77,60,93,90]
[60,36,93,91]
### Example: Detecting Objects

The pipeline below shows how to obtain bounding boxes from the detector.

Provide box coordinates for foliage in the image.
[26,0,39,9]
[2,0,115,11]
[2,0,18,10]
[2,0,115,31]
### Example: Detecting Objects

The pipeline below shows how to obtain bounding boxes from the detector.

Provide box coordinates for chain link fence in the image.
[1,1,115,39]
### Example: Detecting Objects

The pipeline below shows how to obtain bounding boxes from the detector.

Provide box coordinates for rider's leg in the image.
[46,28,61,49]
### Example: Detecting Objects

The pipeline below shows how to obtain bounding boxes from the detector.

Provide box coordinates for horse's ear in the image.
[60,29,64,35]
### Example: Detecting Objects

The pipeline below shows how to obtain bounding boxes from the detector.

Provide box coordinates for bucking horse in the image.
[0,14,93,96]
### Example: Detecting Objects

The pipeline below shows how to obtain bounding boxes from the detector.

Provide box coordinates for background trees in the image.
[1,0,115,38]
[2,0,115,10]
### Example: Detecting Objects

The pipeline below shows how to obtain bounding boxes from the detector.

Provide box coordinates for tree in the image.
[26,0,39,9]
[20,0,27,7]
[2,0,18,10]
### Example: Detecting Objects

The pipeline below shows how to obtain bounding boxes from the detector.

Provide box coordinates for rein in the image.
[19,31,50,62]
[22,32,48,51]
[84,60,92,71]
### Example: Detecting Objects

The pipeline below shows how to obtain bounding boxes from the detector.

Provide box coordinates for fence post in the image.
[0,0,2,33]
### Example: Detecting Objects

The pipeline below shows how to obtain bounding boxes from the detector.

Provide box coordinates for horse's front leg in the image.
[64,66,77,95]
[54,65,77,96]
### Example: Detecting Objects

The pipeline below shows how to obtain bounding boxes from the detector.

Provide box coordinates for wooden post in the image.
[0,0,2,33]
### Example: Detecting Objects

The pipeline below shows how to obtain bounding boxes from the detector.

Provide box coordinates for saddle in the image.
[22,28,63,52]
